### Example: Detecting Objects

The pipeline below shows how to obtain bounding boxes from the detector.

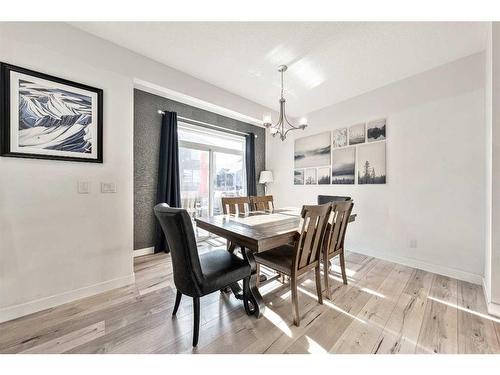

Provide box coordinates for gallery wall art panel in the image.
[0,63,103,162]
[348,123,365,145]
[304,168,317,185]
[357,142,386,184]
[332,127,348,148]
[367,118,386,142]
[294,131,331,169]
[294,169,304,185]
[317,167,331,184]
[332,147,355,184]
[292,118,387,186]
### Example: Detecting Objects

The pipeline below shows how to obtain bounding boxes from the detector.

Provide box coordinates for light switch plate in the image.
[78,181,90,194]
[101,182,117,193]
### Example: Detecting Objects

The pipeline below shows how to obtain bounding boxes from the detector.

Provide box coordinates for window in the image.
[178,122,246,223]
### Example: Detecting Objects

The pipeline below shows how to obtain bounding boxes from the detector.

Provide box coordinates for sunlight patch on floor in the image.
[279,290,292,299]
[305,336,328,354]
[427,296,500,323]
[262,307,292,337]
[260,280,286,296]
[329,264,357,277]
[297,286,367,324]
[324,271,358,285]
[360,287,385,298]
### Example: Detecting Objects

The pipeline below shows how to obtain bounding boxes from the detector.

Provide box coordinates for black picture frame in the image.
[0,62,103,163]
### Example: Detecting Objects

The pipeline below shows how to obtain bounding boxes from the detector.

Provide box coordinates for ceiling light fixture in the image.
[263,65,307,140]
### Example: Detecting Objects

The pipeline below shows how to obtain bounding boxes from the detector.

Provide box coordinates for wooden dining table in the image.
[195,207,356,318]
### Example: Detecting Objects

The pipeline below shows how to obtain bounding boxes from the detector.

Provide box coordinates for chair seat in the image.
[254,244,295,275]
[199,250,251,294]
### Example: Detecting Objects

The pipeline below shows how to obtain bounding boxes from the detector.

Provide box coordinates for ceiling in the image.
[71,22,488,117]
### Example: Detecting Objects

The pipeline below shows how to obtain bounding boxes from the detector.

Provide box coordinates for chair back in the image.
[317,195,351,204]
[294,203,332,271]
[221,197,250,214]
[154,203,203,296]
[250,195,274,211]
[325,201,354,255]
[182,197,197,210]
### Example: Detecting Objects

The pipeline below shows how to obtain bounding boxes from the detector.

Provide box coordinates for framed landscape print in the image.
[332,147,355,184]
[304,168,317,185]
[0,63,103,163]
[317,167,331,184]
[357,142,386,184]
[294,131,331,169]
[294,169,304,185]
[348,123,365,145]
[367,118,386,142]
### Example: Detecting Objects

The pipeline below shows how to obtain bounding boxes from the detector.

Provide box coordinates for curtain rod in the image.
[157,110,257,138]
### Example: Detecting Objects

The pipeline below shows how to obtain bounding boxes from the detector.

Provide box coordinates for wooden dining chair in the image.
[221,196,251,214]
[254,203,332,326]
[154,203,251,347]
[249,195,274,211]
[221,196,251,253]
[322,200,354,300]
[249,195,275,286]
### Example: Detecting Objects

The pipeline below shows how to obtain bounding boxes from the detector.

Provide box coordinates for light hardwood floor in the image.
[1,239,499,354]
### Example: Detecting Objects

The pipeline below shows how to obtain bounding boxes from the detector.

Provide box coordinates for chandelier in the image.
[263,65,307,141]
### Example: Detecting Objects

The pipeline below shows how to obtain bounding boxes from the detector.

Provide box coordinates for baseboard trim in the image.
[482,277,500,317]
[486,301,500,317]
[0,273,136,324]
[134,247,155,257]
[482,277,491,303]
[353,248,482,285]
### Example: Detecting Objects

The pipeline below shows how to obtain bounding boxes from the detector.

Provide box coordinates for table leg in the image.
[241,246,264,318]
[223,240,244,298]
[227,240,236,253]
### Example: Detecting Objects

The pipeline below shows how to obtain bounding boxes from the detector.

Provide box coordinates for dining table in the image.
[195,207,356,318]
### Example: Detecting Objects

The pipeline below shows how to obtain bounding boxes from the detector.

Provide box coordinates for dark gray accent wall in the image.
[134,89,266,251]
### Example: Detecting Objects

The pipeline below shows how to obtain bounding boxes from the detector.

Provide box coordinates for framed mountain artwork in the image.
[0,63,103,163]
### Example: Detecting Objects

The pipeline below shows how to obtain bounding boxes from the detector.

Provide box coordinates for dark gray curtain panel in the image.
[245,133,257,196]
[155,111,181,253]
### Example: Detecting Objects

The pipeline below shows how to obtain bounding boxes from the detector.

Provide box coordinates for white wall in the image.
[267,53,486,284]
[0,22,272,322]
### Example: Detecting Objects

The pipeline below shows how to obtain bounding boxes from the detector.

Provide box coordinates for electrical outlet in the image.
[410,239,418,249]
[77,181,90,194]
[101,182,117,193]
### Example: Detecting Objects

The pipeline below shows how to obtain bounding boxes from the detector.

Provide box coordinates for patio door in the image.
[212,150,245,215]
[178,122,246,238]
